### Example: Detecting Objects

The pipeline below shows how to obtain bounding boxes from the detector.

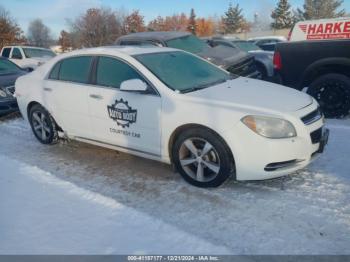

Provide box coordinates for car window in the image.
[166,35,208,54]
[59,56,92,84]
[11,48,22,59]
[135,51,233,93]
[0,59,21,75]
[1,48,11,58]
[96,56,144,89]
[232,41,261,52]
[217,41,232,48]
[22,48,56,58]
[48,62,61,80]
[120,40,157,47]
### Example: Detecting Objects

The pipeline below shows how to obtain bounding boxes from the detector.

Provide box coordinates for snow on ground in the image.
[0,115,349,254]
[0,155,229,254]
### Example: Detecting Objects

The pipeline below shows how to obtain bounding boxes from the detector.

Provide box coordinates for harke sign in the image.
[107,99,137,128]
[299,21,350,40]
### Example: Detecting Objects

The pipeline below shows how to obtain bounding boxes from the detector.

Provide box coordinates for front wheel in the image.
[172,128,234,188]
[307,73,350,118]
[29,104,58,144]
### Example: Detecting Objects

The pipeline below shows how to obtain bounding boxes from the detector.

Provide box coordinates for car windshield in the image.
[0,59,21,75]
[23,48,56,58]
[134,51,234,93]
[165,35,208,54]
[232,41,261,52]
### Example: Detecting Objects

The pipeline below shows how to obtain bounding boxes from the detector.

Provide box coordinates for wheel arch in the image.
[27,101,63,132]
[168,123,235,168]
[255,60,268,78]
[300,58,350,89]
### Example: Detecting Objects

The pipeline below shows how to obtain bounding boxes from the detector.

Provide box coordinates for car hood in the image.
[186,77,313,113]
[197,46,251,68]
[0,71,26,88]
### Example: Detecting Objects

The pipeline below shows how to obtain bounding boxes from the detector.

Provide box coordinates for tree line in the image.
[0,0,347,50]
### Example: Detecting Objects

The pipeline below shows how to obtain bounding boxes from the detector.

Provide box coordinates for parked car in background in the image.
[1,46,56,71]
[248,36,287,51]
[0,57,27,116]
[15,46,328,187]
[209,37,275,81]
[115,31,261,79]
[275,17,350,118]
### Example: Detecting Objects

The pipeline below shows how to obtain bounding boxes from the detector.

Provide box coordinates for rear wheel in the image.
[29,104,58,144]
[307,73,350,118]
[173,128,234,188]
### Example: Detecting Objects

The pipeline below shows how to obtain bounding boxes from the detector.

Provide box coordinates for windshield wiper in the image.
[180,78,229,93]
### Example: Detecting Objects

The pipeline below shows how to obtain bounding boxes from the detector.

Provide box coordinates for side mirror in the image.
[120,79,148,92]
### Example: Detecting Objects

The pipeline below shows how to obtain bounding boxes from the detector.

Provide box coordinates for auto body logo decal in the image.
[107,99,137,128]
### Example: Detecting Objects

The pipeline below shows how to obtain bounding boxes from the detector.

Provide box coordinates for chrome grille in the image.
[301,107,322,125]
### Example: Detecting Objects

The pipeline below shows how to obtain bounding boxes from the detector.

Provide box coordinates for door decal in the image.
[107,99,137,128]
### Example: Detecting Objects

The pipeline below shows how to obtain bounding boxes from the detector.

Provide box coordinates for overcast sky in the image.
[1,0,349,38]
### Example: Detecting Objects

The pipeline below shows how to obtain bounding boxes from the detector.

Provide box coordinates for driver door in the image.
[87,56,161,157]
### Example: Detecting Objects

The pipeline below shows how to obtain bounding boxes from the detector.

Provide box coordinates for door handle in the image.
[89,94,103,99]
[43,87,52,92]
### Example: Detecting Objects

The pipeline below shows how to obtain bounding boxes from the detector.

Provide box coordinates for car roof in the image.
[2,46,53,50]
[117,31,191,42]
[58,46,181,58]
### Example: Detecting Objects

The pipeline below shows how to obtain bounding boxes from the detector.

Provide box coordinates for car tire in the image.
[29,104,58,144]
[172,128,234,188]
[307,73,350,118]
[256,63,267,80]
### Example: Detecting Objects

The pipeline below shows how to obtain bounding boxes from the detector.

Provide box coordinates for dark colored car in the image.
[0,57,27,116]
[274,40,350,118]
[208,38,275,81]
[115,31,260,78]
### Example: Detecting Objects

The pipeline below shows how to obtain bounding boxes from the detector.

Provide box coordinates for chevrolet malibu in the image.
[15,46,329,187]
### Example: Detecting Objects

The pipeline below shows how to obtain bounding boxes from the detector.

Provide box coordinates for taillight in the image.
[273,51,282,70]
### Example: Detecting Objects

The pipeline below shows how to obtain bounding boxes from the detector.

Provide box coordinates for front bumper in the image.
[223,106,329,181]
[0,98,19,116]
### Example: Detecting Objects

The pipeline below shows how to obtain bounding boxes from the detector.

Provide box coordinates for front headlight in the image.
[242,115,297,139]
[0,89,7,98]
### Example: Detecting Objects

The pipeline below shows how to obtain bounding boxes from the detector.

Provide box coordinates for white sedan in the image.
[15,46,329,187]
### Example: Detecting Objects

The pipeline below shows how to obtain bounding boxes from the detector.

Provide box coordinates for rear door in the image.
[87,56,161,156]
[43,56,93,138]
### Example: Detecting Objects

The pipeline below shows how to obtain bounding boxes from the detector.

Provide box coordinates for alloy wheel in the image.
[179,138,221,182]
[32,111,51,141]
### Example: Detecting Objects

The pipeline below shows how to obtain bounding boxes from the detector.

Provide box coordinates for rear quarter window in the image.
[48,62,61,80]
[58,56,92,84]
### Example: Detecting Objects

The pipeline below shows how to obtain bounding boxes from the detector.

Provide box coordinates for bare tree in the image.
[0,6,26,49]
[27,19,52,48]
[58,30,72,52]
[123,10,145,34]
[69,7,122,48]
